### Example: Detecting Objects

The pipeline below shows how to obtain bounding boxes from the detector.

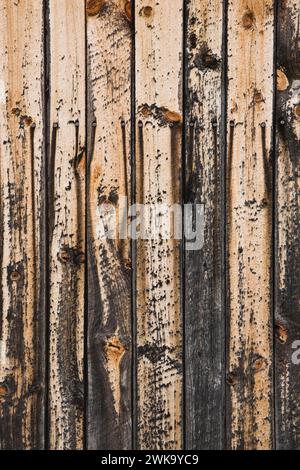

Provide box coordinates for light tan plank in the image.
[227,0,274,449]
[135,0,183,450]
[0,0,45,449]
[48,0,86,449]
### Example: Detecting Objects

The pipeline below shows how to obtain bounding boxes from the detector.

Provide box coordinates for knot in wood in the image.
[125,1,131,21]
[105,337,126,363]
[276,322,288,344]
[163,110,182,124]
[277,69,289,91]
[10,270,20,282]
[254,91,264,104]
[226,372,237,386]
[0,383,9,396]
[86,0,105,16]
[294,104,300,119]
[141,6,153,18]
[242,10,255,29]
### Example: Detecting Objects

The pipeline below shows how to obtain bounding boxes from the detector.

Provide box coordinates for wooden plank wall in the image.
[0,0,299,450]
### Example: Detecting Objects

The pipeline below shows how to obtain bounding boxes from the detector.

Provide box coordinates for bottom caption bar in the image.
[0,450,290,465]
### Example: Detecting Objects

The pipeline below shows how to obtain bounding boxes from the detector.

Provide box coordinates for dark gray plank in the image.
[275,0,300,450]
[184,0,225,450]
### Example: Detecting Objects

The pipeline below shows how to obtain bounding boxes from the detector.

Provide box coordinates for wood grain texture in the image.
[275,0,300,450]
[184,0,224,450]
[135,0,183,450]
[86,0,132,450]
[226,0,274,450]
[48,0,86,449]
[1,0,300,451]
[0,0,45,450]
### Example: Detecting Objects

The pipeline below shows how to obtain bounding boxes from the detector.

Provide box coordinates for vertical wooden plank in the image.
[184,0,224,450]
[86,0,132,449]
[0,0,45,450]
[48,0,86,449]
[226,0,274,449]
[135,0,183,450]
[275,0,300,450]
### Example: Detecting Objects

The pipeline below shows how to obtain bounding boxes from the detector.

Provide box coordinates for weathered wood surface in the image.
[86,0,132,450]
[0,0,45,450]
[275,0,300,450]
[48,0,86,450]
[226,0,274,449]
[135,0,183,450]
[0,0,300,451]
[184,0,224,450]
